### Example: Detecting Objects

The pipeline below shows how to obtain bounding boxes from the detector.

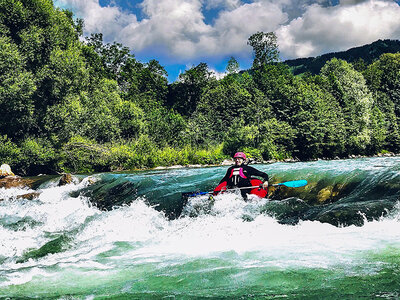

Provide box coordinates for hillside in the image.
[284,39,400,75]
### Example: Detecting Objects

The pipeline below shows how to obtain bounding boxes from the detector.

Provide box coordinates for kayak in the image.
[213,179,268,198]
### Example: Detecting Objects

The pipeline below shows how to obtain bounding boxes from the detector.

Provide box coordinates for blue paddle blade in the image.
[277,180,308,188]
[182,191,210,198]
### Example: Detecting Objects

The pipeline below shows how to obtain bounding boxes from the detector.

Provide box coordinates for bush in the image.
[17,137,57,175]
[0,135,20,166]
[58,135,110,173]
[107,142,136,171]
[222,122,253,156]
[242,147,263,162]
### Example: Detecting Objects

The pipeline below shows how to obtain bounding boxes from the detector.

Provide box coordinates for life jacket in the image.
[229,167,247,186]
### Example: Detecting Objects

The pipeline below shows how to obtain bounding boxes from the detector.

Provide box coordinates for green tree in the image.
[43,79,121,143]
[247,31,279,68]
[123,59,169,104]
[17,137,56,175]
[167,62,216,116]
[291,79,346,159]
[258,118,296,160]
[187,77,252,146]
[320,58,376,154]
[82,79,121,142]
[352,58,367,72]
[113,100,144,140]
[226,56,240,74]
[36,47,89,109]
[84,33,131,81]
[0,135,20,166]
[252,63,297,122]
[364,53,400,152]
[0,36,36,139]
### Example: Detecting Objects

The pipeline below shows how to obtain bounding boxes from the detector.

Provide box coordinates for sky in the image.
[53,0,400,82]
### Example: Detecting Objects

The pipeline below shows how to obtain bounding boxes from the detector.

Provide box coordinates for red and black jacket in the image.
[219,165,269,188]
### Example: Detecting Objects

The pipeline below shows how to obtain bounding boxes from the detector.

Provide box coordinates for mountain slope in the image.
[284,39,400,75]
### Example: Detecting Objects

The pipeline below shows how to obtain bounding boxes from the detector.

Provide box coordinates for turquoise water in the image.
[1,157,400,299]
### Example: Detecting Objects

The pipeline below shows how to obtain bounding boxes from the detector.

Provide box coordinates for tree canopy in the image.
[0,1,399,175]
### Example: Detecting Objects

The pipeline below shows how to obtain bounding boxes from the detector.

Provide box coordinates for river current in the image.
[1,157,400,299]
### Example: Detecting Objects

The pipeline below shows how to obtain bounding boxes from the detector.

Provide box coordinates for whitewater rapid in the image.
[1,157,400,298]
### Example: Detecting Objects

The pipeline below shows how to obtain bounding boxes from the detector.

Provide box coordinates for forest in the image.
[1,0,400,176]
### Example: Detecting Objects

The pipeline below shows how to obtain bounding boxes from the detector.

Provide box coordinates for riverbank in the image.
[151,151,400,171]
[2,148,399,178]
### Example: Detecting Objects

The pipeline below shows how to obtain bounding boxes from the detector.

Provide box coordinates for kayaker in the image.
[217,152,269,200]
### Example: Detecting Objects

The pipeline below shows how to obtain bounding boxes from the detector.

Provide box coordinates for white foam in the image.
[1,171,400,289]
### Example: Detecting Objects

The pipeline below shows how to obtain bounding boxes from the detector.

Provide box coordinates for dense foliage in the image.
[1,0,400,175]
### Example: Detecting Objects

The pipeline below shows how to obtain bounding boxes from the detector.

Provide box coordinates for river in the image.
[1,157,400,299]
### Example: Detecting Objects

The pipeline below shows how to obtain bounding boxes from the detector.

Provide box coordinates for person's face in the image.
[234,157,244,166]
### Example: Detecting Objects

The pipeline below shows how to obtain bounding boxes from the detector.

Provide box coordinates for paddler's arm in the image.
[246,166,269,189]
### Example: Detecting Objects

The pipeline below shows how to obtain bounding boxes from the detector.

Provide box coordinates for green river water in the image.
[1,157,400,299]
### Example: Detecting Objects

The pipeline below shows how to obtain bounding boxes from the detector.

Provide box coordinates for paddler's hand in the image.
[262,181,269,189]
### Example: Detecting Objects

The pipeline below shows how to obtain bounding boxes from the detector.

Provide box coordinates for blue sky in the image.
[54,0,400,82]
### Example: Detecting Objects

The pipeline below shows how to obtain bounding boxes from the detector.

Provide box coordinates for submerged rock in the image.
[70,177,137,211]
[16,234,72,263]
[261,197,313,225]
[317,187,333,203]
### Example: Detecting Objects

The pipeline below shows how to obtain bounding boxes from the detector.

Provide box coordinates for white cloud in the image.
[55,0,289,60]
[132,0,212,56]
[54,0,138,40]
[277,0,400,59]
[127,0,289,59]
[54,0,400,64]
[213,2,288,55]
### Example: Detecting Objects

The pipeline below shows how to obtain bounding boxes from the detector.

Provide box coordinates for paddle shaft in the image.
[182,185,265,197]
[182,180,307,197]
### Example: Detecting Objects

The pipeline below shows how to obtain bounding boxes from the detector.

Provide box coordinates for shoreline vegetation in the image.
[148,151,400,171]
[2,151,399,178]
[2,1,400,177]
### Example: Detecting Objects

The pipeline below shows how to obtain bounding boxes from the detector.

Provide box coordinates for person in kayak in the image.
[217,152,269,200]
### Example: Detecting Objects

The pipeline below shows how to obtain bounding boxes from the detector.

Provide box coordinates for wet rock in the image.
[0,176,35,189]
[17,192,41,200]
[0,164,14,177]
[58,173,73,186]
[87,176,97,185]
[316,183,347,204]
[220,159,233,166]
